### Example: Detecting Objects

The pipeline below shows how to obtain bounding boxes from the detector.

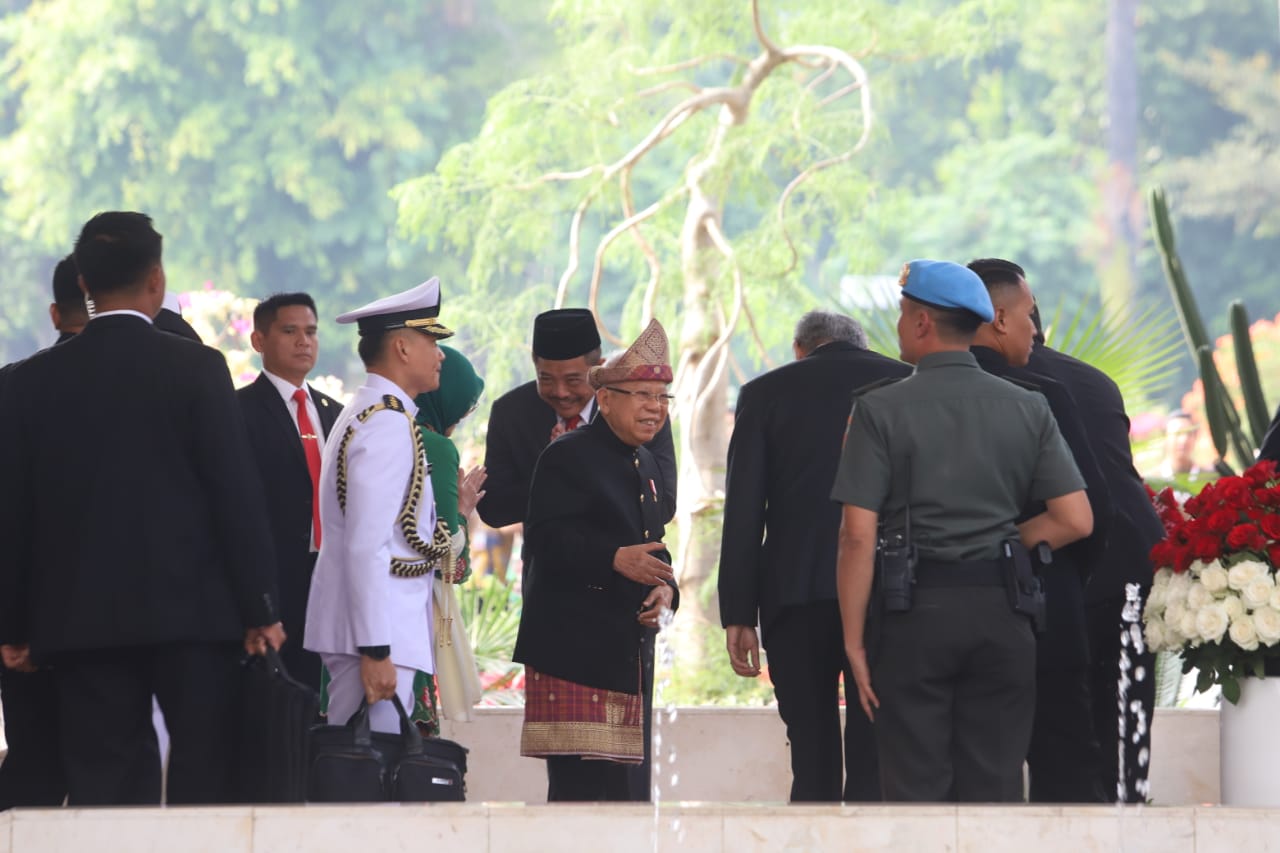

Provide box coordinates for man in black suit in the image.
[155,293,203,342]
[0,255,84,810]
[479,308,677,529]
[719,310,910,802]
[1024,306,1164,803]
[0,254,86,391]
[0,211,284,806]
[967,258,1113,803]
[238,292,341,691]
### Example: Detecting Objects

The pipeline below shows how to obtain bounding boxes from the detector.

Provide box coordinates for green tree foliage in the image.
[1161,51,1280,239]
[854,0,1280,391]
[396,0,1024,397]
[0,0,551,367]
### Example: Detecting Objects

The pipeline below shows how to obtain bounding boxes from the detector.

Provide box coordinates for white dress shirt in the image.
[92,309,154,324]
[260,369,328,456]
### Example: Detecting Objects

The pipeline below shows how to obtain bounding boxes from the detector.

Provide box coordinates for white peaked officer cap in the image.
[336,277,454,339]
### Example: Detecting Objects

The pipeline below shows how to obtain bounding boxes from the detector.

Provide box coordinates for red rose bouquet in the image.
[1143,459,1280,703]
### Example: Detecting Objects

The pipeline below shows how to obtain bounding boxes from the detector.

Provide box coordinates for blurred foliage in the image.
[0,0,554,370]
[1178,311,1280,467]
[0,0,1272,414]
[1161,51,1280,239]
[176,286,259,386]
[458,576,526,706]
[661,622,776,707]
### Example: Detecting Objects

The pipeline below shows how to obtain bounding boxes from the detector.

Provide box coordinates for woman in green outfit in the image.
[410,345,487,735]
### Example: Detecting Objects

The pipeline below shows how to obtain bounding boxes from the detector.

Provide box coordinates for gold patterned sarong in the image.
[520,667,643,763]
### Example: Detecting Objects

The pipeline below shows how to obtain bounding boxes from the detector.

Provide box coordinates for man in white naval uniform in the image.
[305,278,455,733]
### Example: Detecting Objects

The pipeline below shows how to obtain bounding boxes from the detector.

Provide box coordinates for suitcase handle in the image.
[390,694,424,757]
[342,695,423,755]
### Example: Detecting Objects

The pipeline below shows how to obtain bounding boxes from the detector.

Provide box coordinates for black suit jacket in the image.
[0,332,75,397]
[971,345,1114,669]
[236,373,341,650]
[1260,404,1280,464]
[1028,344,1164,603]
[513,417,678,694]
[154,307,202,343]
[717,342,912,639]
[0,315,278,659]
[479,379,677,527]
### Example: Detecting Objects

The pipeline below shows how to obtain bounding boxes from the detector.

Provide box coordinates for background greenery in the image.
[0,0,1275,400]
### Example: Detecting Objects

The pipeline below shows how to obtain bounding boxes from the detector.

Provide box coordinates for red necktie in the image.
[292,388,323,549]
[564,414,582,431]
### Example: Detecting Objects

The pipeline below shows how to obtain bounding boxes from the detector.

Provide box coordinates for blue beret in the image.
[898,259,994,323]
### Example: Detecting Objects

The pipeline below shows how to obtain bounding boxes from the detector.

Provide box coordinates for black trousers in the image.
[546,755,633,802]
[873,587,1035,802]
[1025,563,1106,803]
[1026,666,1106,802]
[625,629,656,802]
[1088,593,1154,803]
[51,642,243,806]
[278,553,323,692]
[0,668,66,809]
[764,600,879,802]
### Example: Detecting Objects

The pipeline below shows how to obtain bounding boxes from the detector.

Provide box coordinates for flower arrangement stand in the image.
[1219,677,1280,806]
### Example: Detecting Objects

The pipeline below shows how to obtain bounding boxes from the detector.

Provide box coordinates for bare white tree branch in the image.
[773,43,874,275]
[751,0,782,57]
[793,61,838,135]
[586,195,672,346]
[627,53,750,77]
[620,170,666,327]
[514,165,600,191]
[553,191,597,308]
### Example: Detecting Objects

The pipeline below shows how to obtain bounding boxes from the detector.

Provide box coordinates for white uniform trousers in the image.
[322,653,418,734]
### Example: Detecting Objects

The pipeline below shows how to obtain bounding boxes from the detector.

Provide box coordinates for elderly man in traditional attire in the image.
[304,278,456,734]
[514,318,681,802]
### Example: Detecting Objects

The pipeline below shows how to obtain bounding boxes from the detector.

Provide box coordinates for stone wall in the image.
[441,706,1219,804]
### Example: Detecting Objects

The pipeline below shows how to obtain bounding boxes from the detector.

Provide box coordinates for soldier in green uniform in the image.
[831,259,1094,802]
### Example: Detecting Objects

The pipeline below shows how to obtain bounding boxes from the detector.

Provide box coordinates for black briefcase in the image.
[238,646,320,803]
[308,698,388,802]
[308,696,469,802]
[381,696,466,802]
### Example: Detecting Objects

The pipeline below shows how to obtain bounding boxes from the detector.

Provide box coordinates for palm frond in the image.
[1045,299,1184,407]
[860,304,902,360]
[458,581,522,673]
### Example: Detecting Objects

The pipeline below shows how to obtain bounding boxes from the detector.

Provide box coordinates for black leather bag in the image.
[238,646,320,803]
[308,695,469,802]
[376,696,466,802]
[307,699,389,802]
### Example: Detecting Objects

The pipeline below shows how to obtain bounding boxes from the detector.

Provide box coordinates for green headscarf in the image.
[414,345,485,434]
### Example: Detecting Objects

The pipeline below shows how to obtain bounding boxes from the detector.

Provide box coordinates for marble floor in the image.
[3,802,1278,853]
